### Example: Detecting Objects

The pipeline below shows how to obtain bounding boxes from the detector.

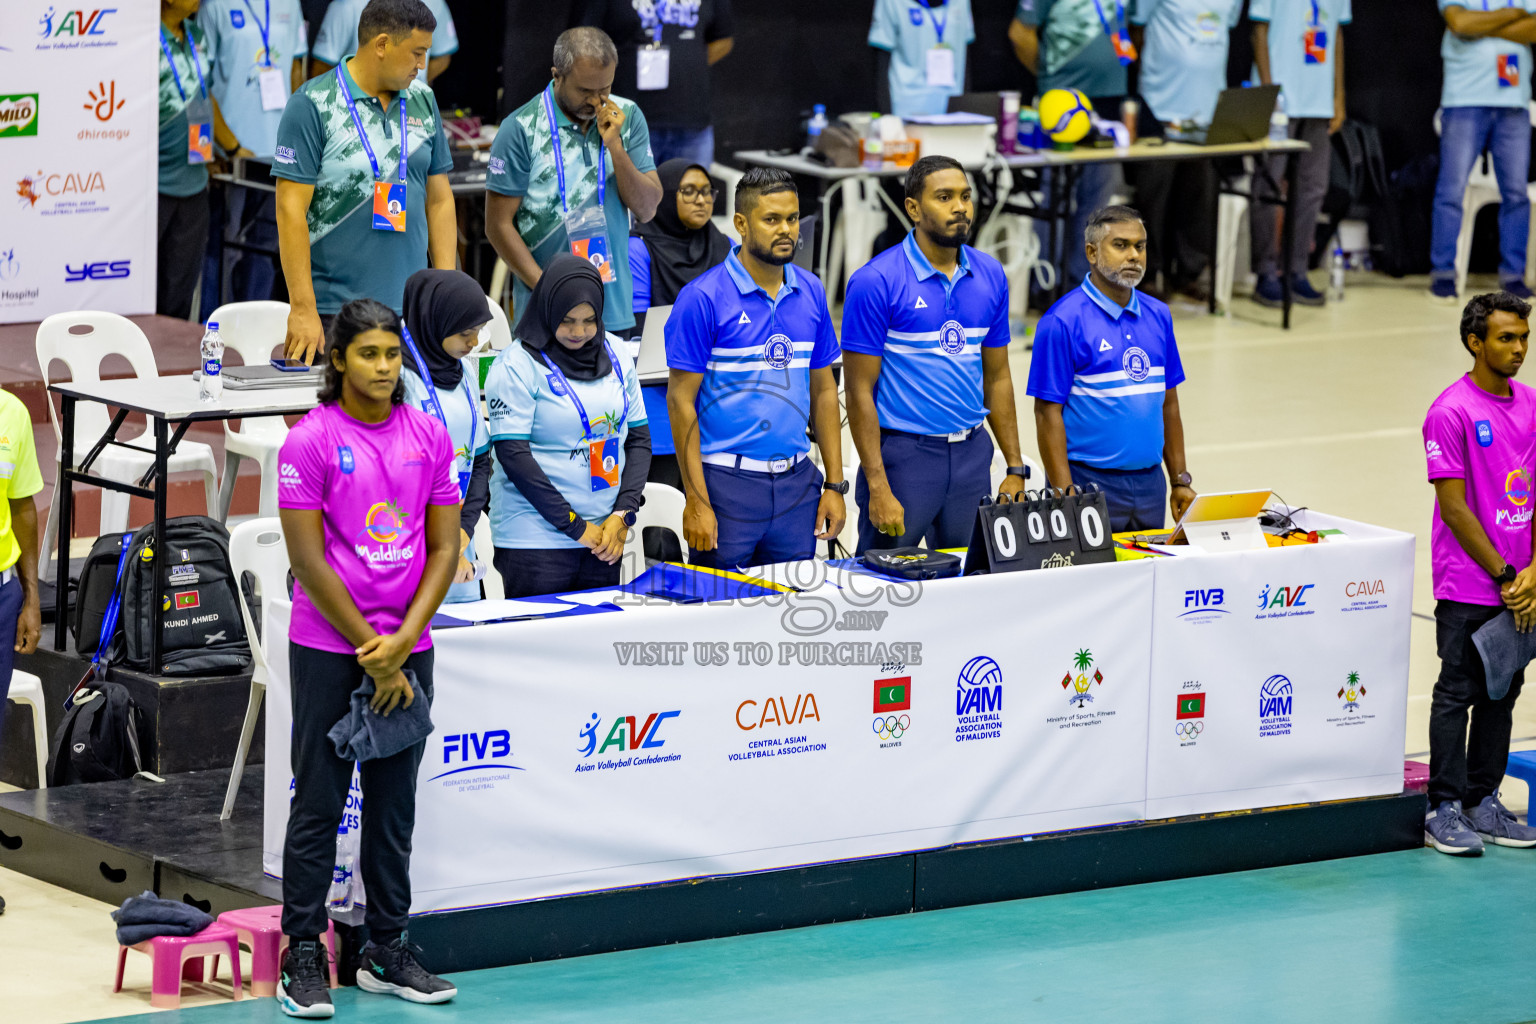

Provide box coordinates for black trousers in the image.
[282,643,434,941]
[494,546,620,599]
[1429,599,1525,809]
[156,190,209,320]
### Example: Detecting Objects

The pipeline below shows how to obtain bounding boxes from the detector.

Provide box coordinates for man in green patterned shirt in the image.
[486,27,662,335]
[275,0,456,364]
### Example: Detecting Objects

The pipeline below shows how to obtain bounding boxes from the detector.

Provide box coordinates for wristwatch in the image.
[1496,562,1518,585]
[615,508,637,527]
[823,479,850,495]
[1172,472,1194,488]
[1006,465,1030,479]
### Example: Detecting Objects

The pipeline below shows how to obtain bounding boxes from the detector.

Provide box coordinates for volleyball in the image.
[1038,88,1094,145]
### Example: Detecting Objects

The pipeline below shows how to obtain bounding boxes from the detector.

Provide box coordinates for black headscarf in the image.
[633,159,732,307]
[402,269,491,390]
[513,254,612,380]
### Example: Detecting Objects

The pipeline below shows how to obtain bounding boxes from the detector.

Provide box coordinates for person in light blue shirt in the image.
[843,156,1028,554]
[1010,0,1128,288]
[311,0,458,83]
[1248,0,1350,309]
[1128,0,1241,300]
[1429,2,1536,303]
[197,0,307,309]
[400,269,493,604]
[868,0,975,119]
[1027,206,1194,533]
[665,168,846,571]
[486,256,650,598]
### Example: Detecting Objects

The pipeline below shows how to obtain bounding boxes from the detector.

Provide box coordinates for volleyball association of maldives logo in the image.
[363,500,408,543]
[1506,468,1531,506]
[939,320,966,355]
[763,333,792,369]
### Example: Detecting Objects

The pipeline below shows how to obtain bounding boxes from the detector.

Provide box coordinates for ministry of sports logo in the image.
[938,320,966,355]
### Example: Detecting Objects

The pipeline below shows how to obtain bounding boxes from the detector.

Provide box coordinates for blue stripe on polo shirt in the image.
[665,247,841,461]
[841,232,1012,435]
[1025,276,1187,470]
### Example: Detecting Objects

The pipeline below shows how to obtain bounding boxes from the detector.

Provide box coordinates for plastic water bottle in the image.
[198,320,223,403]
[327,826,355,912]
[806,104,827,149]
[861,115,884,170]
[1329,247,1347,302]
[1268,92,1288,144]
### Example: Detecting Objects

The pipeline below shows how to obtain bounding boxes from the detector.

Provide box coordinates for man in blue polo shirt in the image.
[1248,0,1350,309]
[666,168,846,570]
[197,0,307,306]
[311,0,458,83]
[1027,205,1196,532]
[1428,2,1536,304]
[843,156,1028,554]
[275,0,456,363]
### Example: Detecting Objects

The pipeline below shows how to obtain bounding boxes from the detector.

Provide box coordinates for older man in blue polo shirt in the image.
[844,155,1028,554]
[1028,205,1196,532]
[666,167,846,571]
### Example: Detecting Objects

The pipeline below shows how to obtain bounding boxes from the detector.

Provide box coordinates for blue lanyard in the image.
[158,25,207,103]
[1090,0,1126,38]
[1309,0,1321,26]
[542,86,605,216]
[920,1,948,44]
[241,0,273,67]
[94,535,134,667]
[399,326,477,494]
[542,341,628,441]
[337,66,408,185]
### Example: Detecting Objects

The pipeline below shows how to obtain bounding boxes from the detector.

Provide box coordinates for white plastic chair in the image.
[622,481,686,583]
[208,301,290,521]
[36,312,219,581]
[7,670,48,789]
[221,517,288,819]
[484,294,513,351]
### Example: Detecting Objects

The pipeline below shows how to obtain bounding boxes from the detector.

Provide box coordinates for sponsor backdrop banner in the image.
[0,4,157,323]
[264,560,1156,913]
[1145,512,1414,818]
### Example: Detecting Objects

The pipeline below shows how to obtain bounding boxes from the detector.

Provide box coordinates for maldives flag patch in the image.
[174,590,200,610]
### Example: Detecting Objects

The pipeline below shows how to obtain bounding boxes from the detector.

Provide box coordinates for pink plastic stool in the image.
[113,922,244,1009]
[214,906,339,997]
[1405,760,1430,793]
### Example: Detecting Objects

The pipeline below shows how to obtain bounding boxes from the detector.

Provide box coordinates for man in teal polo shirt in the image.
[275,0,456,363]
[486,27,662,336]
[311,0,458,84]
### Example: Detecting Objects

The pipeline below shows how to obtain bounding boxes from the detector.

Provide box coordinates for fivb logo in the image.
[579,710,680,757]
[1178,587,1227,623]
[429,730,523,781]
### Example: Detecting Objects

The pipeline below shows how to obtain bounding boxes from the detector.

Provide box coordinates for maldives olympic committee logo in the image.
[938,320,966,355]
[763,334,792,369]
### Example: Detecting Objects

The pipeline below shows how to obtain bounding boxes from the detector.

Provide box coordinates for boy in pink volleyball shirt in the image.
[1422,290,1536,856]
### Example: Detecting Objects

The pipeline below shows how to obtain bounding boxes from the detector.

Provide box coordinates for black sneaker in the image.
[356,933,457,1004]
[0,893,6,915]
[278,941,334,1019]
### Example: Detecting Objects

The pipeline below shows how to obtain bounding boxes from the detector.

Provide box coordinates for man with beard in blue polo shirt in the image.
[665,167,846,571]
[1027,205,1196,532]
[843,156,1029,553]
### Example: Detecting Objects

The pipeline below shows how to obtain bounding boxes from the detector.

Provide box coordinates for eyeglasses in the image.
[678,186,715,200]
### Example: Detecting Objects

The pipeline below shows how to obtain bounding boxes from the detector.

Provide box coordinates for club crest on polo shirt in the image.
[764,334,793,369]
[939,320,966,355]
[1476,420,1493,447]
[338,445,355,474]
[1123,347,1151,382]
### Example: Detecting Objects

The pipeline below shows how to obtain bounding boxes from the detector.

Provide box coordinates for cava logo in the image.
[0,96,39,138]
[15,169,108,214]
[955,655,1002,742]
[1256,582,1314,619]
[736,694,820,730]
[1258,674,1293,738]
[1342,579,1388,613]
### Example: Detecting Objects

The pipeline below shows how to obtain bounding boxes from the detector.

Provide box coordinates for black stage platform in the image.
[0,767,1427,976]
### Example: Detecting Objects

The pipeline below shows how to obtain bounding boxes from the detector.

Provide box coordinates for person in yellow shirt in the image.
[0,387,42,916]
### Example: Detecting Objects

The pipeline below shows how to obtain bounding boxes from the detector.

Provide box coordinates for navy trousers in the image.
[692,458,823,571]
[856,429,993,553]
[1070,462,1166,533]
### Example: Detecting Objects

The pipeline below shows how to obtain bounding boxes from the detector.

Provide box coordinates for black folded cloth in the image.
[111,890,214,945]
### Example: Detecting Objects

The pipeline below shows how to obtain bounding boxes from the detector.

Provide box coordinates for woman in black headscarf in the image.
[484,255,652,598]
[400,269,493,603]
[629,160,730,493]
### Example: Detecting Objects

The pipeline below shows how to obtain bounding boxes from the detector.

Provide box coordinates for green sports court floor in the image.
[94,846,1536,1024]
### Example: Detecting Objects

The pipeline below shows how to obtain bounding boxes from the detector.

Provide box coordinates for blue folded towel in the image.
[326,668,434,762]
[111,890,214,945]
[1472,610,1536,701]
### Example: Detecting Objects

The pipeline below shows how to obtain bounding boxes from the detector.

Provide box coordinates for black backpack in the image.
[114,516,251,676]
[46,682,157,785]
[73,531,134,658]
[1370,153,1438,278]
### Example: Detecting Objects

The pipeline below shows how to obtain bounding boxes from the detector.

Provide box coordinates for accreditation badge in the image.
[925,44,956,88]
[1303,26,1327,64]
[373,181,407,232]
[589,436,619,491]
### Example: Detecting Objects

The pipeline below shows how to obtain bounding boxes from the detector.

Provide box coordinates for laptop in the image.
[220,363,323,390]
[1165,85,1281,146]
[636,304,672,379]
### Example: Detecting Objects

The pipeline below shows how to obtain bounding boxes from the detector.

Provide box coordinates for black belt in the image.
[1069,460,1160,476]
